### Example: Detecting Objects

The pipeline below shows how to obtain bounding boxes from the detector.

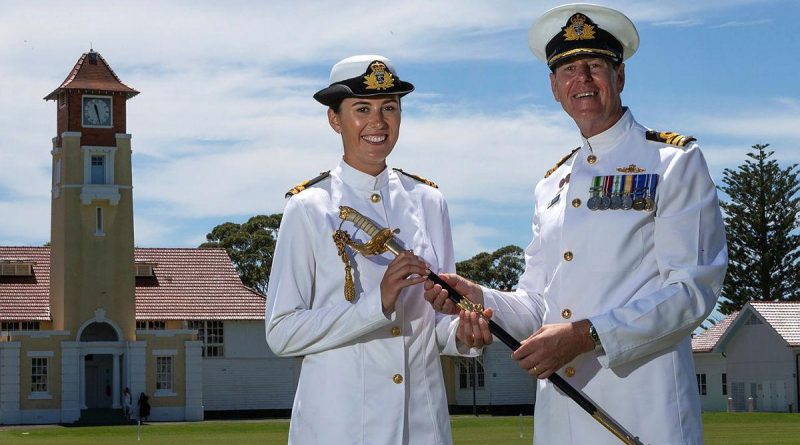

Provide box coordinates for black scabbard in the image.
[426,270,644,445]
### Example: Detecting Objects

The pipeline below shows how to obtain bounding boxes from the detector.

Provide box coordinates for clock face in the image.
[83,97,112,127]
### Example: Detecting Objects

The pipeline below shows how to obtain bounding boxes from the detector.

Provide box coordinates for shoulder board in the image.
[645,130,696,147]
[544,147,580,178]
[392,168,438,188]
[284,171,331,198]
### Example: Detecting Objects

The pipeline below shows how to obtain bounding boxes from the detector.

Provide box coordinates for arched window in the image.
[79,322,119,342]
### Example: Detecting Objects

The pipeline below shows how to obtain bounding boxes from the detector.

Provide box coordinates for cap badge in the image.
[563,14,596,41]
[363,61,396,91]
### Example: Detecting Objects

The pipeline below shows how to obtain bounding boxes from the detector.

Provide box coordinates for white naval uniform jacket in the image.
[266,159,462,445]
[482,109,727,445]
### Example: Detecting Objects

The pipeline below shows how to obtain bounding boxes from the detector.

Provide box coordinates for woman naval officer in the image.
[265,55,466,445]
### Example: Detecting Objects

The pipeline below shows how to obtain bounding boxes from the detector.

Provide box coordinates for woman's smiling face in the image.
[328,95,401,176]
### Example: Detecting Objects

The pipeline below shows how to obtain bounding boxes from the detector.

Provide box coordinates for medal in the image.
[609,175,622,210]
[598,176,612,210]
[632,174,646,210]
[621,175,634,210]
[587,176,602,211]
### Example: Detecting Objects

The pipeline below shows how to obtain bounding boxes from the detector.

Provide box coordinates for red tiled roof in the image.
[44,51,139,100]
[749,301,800,346]
[692,311,738,352]
[134,248,264,320]
[0,247,51,321]
[0,246,264,321]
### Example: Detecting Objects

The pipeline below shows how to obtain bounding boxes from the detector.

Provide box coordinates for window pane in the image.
[31,357,48,392]
[91,156,105,184]
[156,356,173,391]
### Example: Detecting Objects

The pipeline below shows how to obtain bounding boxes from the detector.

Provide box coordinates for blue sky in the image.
[0,0,798,262]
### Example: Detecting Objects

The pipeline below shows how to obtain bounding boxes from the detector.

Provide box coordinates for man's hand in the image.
[511,319,595,379]
[456,307,494,348]
[422,273,483,315]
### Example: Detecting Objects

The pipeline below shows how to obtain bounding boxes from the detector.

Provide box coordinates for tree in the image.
[718,144,800,314]
[199,214,282,295]
[456,245,525,291]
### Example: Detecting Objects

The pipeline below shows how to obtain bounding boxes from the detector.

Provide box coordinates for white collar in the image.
[580,107,635,152]
[334,158,390,191]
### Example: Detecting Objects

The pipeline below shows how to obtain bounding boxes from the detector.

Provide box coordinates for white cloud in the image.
[451,222,499,260]
[712,19,773,28]
[0,0,792,250]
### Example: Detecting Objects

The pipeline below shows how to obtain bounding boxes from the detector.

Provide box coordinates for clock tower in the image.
[45,50,140,340]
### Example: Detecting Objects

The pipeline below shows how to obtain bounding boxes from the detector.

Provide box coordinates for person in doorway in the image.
[122,387,132,419]
[137,392,150,422]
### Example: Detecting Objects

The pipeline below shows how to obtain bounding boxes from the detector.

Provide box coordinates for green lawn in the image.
[0,413,798,444]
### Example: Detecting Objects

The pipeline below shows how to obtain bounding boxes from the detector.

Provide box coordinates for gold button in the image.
[370,193,381,203]
[571,198,581,208]
[392,374,403,384]
[565,367,576,378]
[561,308,572,319]
[563,251,573,261]
[391,326,401,337]
[587,154,597,164]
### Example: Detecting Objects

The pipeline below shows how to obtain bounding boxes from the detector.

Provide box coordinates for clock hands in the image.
[93,103,101,123]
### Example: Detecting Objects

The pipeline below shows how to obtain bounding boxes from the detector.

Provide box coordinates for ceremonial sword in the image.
[335,205,645,445]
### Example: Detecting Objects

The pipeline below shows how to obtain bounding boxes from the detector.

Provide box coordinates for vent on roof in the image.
[0,261,34,276]
[135,262,157,277]
[745,314,763,325]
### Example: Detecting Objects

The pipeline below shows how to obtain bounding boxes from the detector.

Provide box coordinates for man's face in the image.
[549,56,625,138]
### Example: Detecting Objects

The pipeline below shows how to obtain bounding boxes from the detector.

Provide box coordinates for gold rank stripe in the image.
[645,130,696,147]
[544,146,581,178]
[393,168,439,188]
[284,171,331,198]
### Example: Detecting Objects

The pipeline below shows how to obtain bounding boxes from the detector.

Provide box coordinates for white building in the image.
[692,301,800,413]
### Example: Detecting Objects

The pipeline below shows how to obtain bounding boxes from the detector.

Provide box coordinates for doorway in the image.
[84,354,114,408]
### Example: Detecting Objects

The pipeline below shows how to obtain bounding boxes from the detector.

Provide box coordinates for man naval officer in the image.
[425,4,728,444]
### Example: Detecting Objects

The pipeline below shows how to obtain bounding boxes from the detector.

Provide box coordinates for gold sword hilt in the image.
[338,206,404,256]
[337,206,486,315]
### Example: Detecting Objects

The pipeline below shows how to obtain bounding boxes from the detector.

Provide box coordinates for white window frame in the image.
[458,358,485,390]
[80,146,120,205]
[95,207,105,236]
[28,351,54,399]
[152,350,177,397]
[135,263,155,277]
[696,373,707,396]
[187,320,224,357]
[82,147,116,186]
[136,320,165,330]
[0,263,34,276]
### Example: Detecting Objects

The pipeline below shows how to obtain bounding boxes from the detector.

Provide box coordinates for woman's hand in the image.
[380,251,428,315]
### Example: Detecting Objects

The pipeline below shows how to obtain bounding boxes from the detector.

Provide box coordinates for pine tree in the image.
[718,144,800,314]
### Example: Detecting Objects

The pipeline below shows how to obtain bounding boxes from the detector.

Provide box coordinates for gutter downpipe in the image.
[795,352,799,413]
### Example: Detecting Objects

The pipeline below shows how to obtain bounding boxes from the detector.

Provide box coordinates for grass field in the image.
[0,413,798,444]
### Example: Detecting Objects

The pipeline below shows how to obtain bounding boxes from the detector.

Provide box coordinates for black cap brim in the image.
[314,80,415,107]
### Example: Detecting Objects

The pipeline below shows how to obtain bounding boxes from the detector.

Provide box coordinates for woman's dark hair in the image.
[328,96,402,114]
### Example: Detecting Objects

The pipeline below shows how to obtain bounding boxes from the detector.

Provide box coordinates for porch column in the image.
[79,354,87,409]
[112,352,121,408]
